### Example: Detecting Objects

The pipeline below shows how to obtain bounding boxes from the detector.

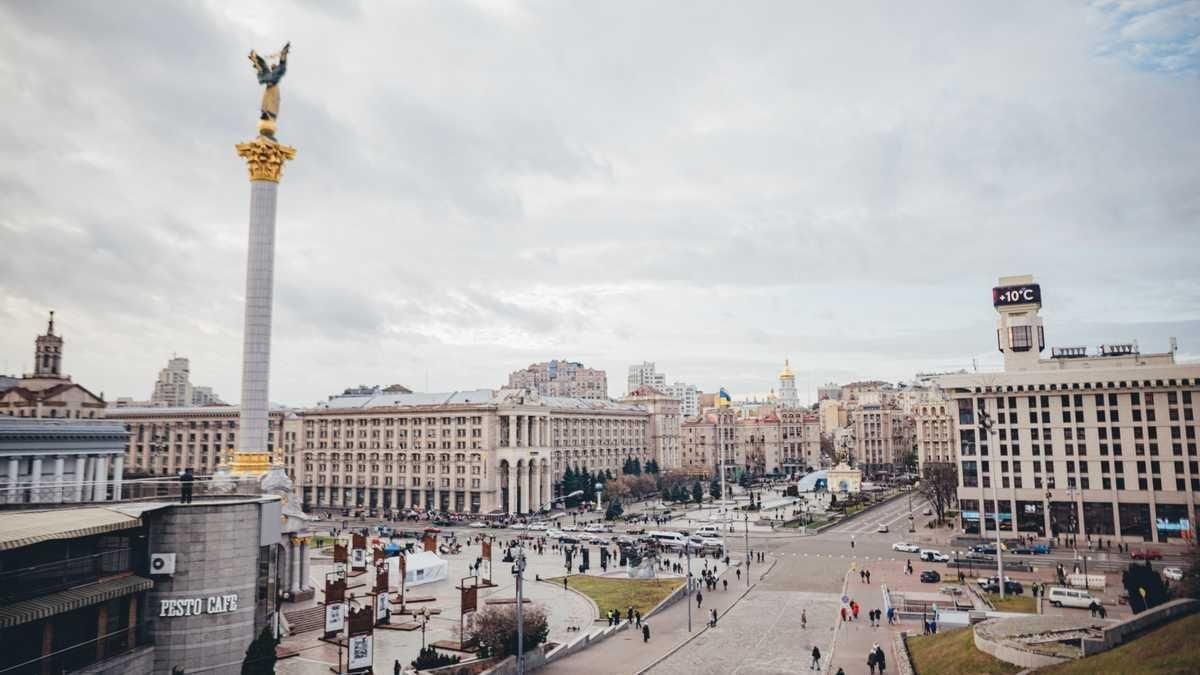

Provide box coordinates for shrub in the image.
[467,605,549,658]
[411,645,461,670]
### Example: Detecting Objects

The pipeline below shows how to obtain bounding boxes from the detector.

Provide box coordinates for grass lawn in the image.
[986,593,1036,613]
[1038,613,1200,675]
[906,627,1021,675]
[547,575,683,617]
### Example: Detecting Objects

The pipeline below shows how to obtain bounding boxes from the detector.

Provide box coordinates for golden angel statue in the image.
[248,42,290,139]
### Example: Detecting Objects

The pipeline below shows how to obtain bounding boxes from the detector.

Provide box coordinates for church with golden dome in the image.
[778,358,800,408]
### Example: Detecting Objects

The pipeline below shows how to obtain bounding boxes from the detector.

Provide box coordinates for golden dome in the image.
[778,358,795,380]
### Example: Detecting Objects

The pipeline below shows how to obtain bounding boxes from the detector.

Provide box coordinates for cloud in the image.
[0,1,1197,406]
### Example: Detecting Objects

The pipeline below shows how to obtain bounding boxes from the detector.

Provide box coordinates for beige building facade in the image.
[681,406,821,478]
[290,388,652,515]
[849,404,914,476]
[507,360,608,400]
[1,313,106,420]
[621,385,682,470]
[105,405,288,477]
[939,275,1200,543]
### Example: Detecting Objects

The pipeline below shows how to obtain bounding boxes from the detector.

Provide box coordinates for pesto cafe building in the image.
[0,494,284,674]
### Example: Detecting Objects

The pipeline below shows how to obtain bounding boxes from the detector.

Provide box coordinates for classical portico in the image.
[0,418,127,504]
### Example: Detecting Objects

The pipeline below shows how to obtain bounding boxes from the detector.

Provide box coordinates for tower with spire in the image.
[31,311,65,379]
[778,358,799,408]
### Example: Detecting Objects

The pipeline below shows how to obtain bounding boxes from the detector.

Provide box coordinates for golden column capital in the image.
[235,136,297,182]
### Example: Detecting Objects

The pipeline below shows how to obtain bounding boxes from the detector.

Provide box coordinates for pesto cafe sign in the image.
[159,593,240,617]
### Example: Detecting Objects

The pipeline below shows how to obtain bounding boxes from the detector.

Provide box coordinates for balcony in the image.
[0,548,132,604]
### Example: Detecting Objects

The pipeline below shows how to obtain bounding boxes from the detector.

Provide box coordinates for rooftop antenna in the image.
[972,357,978,372]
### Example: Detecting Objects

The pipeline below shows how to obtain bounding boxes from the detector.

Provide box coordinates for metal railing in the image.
[0,548,132,604]
[0,621,150,674]
[0,474,267,506]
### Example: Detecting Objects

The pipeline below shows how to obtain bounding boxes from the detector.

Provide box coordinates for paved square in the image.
[650,590,839,674]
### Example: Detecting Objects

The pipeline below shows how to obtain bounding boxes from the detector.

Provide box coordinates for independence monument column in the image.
[228,43,296,475]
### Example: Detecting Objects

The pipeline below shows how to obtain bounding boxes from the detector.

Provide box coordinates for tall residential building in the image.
[622,385,682,470]
[778,359,800,408]
[627,362,666,393]
[150,356,223,407]
[914,387,956,470]
[666,382,701,418]
[938,274,1200,543]
[0,312,106,419]
[507,359,608,400]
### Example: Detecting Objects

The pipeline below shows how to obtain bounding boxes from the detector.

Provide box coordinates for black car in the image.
[981,578,1024,594]
[919,570,941,583]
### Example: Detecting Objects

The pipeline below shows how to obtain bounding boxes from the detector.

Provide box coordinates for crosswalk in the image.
[770,552,900,561]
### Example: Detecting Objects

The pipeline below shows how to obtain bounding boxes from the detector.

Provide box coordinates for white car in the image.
[562,525,578,532]
[468,521,487,528]
[892,542,920,553]
[877,523,889,533]
[1164,567,1184,581]
[547,529,564,539]
[510,523,527,530]
[528,523,549,531]
[919,549,950,563]
[584,524,606,533]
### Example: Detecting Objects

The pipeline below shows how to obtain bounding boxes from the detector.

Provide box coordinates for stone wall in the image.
[1081,598,1199,657]
[145,500,273,674]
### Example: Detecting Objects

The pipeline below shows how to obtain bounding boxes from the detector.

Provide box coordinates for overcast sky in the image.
[1,1,1198,407]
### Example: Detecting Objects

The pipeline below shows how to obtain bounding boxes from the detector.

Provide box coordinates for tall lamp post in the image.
[513,542,527,674]
[743,514,751,588]
[979,410,1005,599]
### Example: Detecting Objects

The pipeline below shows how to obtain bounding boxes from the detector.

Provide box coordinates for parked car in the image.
[971,544,997,555]
[892,542,920,553]
[468,521,487,528]
[558,535,581,545]
[919,570,941,583]
[584,524,606,533]
[979,576,1024,594]
[1047,586,1099,609]
[1131,548,1163,561]
[1029,543,1051,554]
[562,525,578,532]
[547,529,564,539]
[528,523,549,531]
[877,523,889,533]
[510,523,528,530]
[920,549,950,563]
[1164,567,1184,581]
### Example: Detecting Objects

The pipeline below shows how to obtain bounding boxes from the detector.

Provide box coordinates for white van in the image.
[647,531,688,549]
[696,525,721,537]
[1047,586,1099,609]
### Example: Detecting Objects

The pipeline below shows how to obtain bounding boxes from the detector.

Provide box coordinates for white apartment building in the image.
[939,275,1200,543]
[291,388,655,515]
[149,356,223,407]
[627,362,667,393]
[665,382,701,418]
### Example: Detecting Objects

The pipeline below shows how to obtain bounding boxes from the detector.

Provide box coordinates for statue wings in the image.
[249,50,269,78]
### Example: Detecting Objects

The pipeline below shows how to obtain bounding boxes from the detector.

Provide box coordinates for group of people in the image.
[866,642,887,674]
[606,605,643,628]
[858,568,873,584]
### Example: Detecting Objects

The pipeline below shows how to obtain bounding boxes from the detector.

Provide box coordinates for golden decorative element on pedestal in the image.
[235,135,296,182]
[228,450,273,476]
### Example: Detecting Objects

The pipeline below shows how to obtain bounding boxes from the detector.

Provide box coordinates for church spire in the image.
[47,310,55,336]
[33,310,64,378]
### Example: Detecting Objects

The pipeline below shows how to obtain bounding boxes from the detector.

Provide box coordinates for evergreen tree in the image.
[604,469,614,481]
[632,459,642,475]
[622,458,632,475]
[709,478,721,500]
[692,482,704,504]
[605,496,624,520]
[644,459,660,475]
[661,486,672,502]
[241,626,278,675]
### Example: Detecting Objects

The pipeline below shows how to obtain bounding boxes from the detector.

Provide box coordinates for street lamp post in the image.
[979,410,1005,599]
[419,606,431,649]
[513,542,527,674]
[743,514,750,588]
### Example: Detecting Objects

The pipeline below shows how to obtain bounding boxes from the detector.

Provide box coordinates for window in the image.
[1010,326,1033,351]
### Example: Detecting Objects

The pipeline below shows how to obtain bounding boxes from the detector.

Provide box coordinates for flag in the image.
[718,388,732,407]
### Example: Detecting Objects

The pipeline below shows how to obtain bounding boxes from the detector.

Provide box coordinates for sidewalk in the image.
[829,561,917,674]
[540,562,746,674]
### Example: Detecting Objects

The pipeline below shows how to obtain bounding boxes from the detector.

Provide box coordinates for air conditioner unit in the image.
[149,553,176,575]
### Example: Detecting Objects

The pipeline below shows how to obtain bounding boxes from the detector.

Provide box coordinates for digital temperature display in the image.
[993,284,1041,307]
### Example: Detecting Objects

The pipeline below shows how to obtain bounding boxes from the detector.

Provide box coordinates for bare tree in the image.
[918,462,958,524]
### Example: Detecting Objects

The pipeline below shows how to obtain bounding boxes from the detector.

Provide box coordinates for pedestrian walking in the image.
[851,601,860,620]
[697,591,703,608]
[860,570,866,583]
[801,609,807,630]
[866,570,871,584]
[642,623,651,643]
[875,645,887,673]
[736,568,741,581]
[710,608,718,627]
[635,610,642,628]
[723,578,728,591]
[840,606,847,622]
[394,659,401,675]
[810,646,821,670]
[868,649,878,675]
[563,577,568,590]
[179,467,195,504]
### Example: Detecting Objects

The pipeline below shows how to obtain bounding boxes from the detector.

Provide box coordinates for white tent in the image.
[387,551,449,588]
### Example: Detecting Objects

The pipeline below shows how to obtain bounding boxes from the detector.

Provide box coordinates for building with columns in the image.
[939,275,1200,543]
[0,312,106,420]
[104,405,289,477]
[290,388,652,515]
[0,417,128,503]
[680,405,821,478]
